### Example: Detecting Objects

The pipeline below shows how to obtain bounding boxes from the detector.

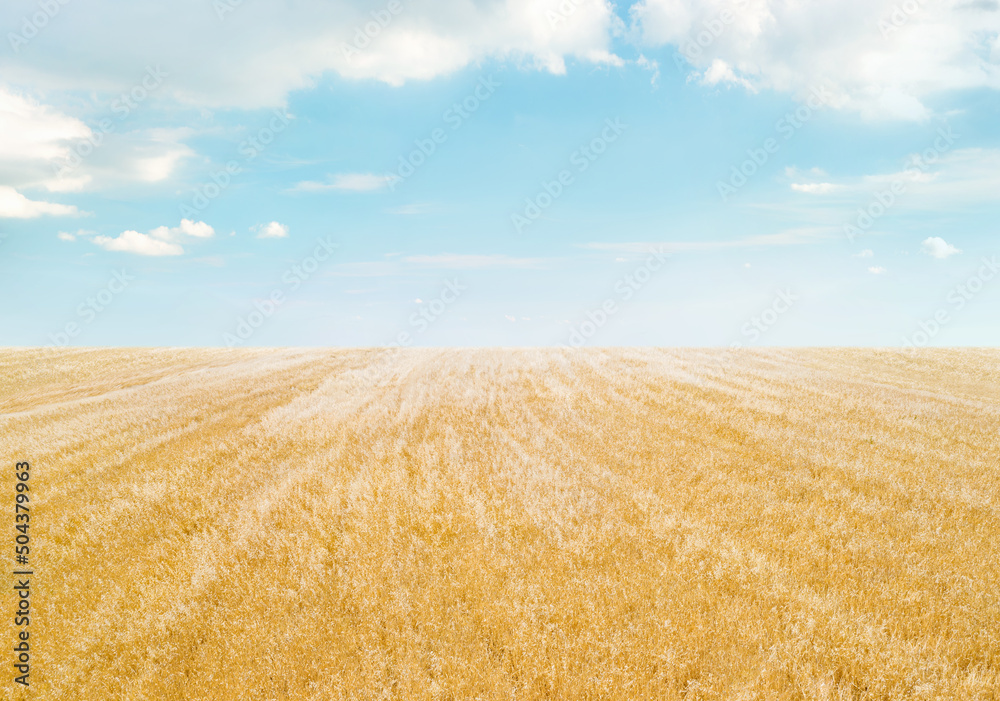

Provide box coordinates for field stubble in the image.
[0,348,998,700]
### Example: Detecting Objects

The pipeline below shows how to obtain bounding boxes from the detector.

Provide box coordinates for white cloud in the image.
[89,219,213,255]
[853,249,874,258]
[0,0,622,110]
[921,236,962,259]
[0,186,82,218]
[700,58,756,92]
[0,85,194,193]
[784,149,1000,212]
[868,266,887,274]
[791,182,843,194]
[253,221,289,239]
[75,128,196,188]
[631,0,1000,120]
[0,86,91,164]
[57,229,95,242]
[150,219,215,241]
[636,54,661,85]
[1,0,997,131]
[45,174,93,193]
[132,148,190,183]
[92,230,184,256]
[292,173,398,193]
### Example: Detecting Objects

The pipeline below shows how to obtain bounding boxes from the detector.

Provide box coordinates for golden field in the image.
[1,347,998,700]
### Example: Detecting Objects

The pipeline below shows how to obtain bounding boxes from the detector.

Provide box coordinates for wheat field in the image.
[1,348,998,700]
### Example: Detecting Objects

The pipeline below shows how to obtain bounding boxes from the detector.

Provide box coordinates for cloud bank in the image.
[631,0,1000,120]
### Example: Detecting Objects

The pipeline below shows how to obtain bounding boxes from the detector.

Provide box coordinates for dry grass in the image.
[2,348,999,700]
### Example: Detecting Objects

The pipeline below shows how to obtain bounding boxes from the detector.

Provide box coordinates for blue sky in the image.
[1,0,999,347]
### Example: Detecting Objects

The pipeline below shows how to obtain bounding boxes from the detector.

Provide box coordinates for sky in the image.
[1,0,999,348]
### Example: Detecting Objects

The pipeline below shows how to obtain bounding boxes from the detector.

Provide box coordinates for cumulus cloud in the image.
[57,229,95,242]
[5,0,996,132]
[791,182,843,194]
[631,0,1000,120]
[89,219,213,255]
[700,58,756,91]
[0,86,91,164]
[4,0,999,122]
[150,218,215,241]
[92,230,184,256]
[868,266,887,274]
[921,236,962,259]
[853,249,874,258]
[291,173,398,193]
[129,143,194,183]
[0,0,623,110]
[253,221,289,239]
[0,186,82,218]
[0,85,194,193]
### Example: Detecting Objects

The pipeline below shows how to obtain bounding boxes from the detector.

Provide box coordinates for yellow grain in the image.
[1,348,997,700]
